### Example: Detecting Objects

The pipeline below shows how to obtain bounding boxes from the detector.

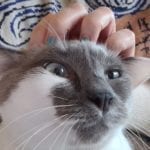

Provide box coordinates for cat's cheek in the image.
[0,70,68,149]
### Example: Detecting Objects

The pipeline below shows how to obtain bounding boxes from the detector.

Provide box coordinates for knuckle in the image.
[75,3,87,12]
[67,2,88,14]
[99,7,114,18]
[124,29,135,40]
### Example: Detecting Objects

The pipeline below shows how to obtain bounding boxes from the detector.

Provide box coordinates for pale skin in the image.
[29,3,135,58]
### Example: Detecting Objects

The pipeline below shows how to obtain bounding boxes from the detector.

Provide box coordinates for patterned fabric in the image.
[85,0,150,17]
[0,0,149,50]
[0,0,61,50]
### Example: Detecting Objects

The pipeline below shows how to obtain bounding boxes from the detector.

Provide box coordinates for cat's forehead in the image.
[32,41,122,68]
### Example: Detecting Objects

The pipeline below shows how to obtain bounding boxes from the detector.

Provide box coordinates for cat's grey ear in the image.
[123,57,150,88]
[0,48,22,73]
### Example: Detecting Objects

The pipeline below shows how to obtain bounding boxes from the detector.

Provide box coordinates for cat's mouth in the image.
[71,109,125,144]
[73,117,108,143]
[71,104,127,144]
[52,86,127,143]
[55,102,124,144]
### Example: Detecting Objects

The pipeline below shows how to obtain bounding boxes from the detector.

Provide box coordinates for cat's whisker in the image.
[49,120,70,150]
[8,103,75,147]
[62,119,79,149]
[49,94,70,101]
[32,114,73,150]
[125,130,142,150]
[129,123,150,137]
[42,18,66,50]
[73,124,83,147]
[129,124,150,149]
[0,105,74,134]
[127,128,150,150]
[133,131,148,150]
[15,114,68,150]
[7,121,51,149]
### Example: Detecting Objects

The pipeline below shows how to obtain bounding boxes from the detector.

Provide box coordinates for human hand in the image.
[29,3,135,58]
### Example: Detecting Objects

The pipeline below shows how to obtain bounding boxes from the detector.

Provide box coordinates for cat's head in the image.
[0,41,149,149]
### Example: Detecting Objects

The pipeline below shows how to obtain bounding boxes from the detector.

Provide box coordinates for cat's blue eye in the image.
[106,69,122,79]
[44,63,68,78]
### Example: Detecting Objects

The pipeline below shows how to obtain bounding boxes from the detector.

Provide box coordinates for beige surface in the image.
[117,9,150,58]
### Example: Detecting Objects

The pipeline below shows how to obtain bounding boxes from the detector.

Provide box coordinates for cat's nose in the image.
[88,91,114,113]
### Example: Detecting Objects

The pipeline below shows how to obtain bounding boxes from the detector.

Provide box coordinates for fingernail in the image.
[80,37,89,41]
[47,37,57,45]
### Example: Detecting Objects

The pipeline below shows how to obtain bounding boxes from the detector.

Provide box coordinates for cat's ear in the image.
[123,57,150,88]
[0,48,22,73]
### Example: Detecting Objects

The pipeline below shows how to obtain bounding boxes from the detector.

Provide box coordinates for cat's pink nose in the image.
[88,92,114,113]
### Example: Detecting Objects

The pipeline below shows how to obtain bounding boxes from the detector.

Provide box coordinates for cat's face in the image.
[0,41,149,150]
[51,41,131,143]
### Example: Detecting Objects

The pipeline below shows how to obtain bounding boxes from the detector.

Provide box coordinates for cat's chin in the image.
[72,120,123,146]
[73,122,107,143]
[69,108,127,145]
[66,126,131,150]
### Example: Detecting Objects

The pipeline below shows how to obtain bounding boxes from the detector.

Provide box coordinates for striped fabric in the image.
[0,0,149,50]
[85,0,150,17]
[0,0,61,50]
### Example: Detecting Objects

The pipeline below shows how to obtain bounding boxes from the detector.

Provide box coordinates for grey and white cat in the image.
[0,40,150,150]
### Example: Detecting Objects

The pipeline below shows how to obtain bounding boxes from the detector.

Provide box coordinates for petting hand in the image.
[29,3,135,58]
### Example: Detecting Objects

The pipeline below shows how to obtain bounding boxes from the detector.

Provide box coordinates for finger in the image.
[80,7,116,42]
[67,18,82,40]
[98,20,116,43]
[105,29,135,57]
[29,3,87,48]
[29,21,47,48]
[46,3,87,39]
